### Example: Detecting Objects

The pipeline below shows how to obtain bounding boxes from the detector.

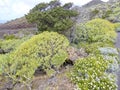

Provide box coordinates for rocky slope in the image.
[1,0,120,29]
[0,17,35,30]
[82,0,104,8]
[0,0,120,38]
[0,17,37,38]
[76,0,120,23]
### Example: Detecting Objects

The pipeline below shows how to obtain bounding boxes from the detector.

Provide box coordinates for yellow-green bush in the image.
[14,31,69,74]
[0,54,39,89]
[114,23,120,32]
[78,42,114,54]
[0,31,69,89]
[74,18,117,43]
[71,56,117,90]
[0,36,30,52]
[3,34,17,40]
[71,18,118,90]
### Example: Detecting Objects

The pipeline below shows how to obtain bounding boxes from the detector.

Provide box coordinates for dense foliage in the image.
[71,56,117,90]
[77,42,114,54]
[0,31,69,89]
[71,18,118,90]
[74,19,116,44]
[26,0,78,33]
[0,54,38,89]
[0,36,31,52]
[3,34,17,40]
[14,31,69,75]
[115,23,120,32]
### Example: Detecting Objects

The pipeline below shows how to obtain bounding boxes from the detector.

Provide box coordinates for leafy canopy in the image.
[26,0,78,32]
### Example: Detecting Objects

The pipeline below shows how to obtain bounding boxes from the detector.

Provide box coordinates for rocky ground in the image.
[76,0,120,24]
[116,32,120,90]
[0,17,36,38]
[0,65,75,90]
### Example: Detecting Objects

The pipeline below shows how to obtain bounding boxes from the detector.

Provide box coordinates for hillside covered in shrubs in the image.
[0,0,120,90]
[77,0,120,23]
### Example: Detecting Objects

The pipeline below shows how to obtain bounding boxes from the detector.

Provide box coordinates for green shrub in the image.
[91,9,99,18]
[0,40,2,48]
[92,9,99,15]
[102,10,113,19]
[74,18,117,44]
[14,31,69,75]
[0,31,69,89]
[0,36,31,52]
[26,0,78,33]
[0,54,39,90]
[71,18,118,90]
[71,56,117,90]
[3,34,17,40]
[114,23,120,32]
[78,42,114,55]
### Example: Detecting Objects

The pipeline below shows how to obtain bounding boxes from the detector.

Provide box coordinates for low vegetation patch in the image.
[71,56,117,90]
[71,18,119,90]
[74,18,116,44]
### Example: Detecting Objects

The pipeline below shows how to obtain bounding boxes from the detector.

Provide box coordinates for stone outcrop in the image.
[109,0,120,3]
[67,47,87,62]
[75,0,120,23]
[82,0,104,8]
[0,17,35,30]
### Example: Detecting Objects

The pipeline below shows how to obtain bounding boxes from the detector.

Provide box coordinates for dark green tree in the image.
[25,0,78,33]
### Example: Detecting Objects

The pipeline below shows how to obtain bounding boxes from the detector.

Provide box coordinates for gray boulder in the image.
[99,47,119,55]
